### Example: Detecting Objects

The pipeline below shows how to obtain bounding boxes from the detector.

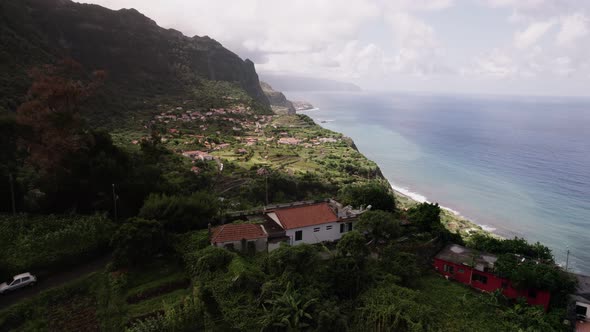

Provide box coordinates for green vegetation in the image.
[467,233,553,261]
[339,182,396,212]
[0,214,115,280]
[139,192,220,232]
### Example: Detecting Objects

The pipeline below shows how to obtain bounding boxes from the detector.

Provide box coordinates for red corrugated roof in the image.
[272,202,339,229]
[211,224,267,243]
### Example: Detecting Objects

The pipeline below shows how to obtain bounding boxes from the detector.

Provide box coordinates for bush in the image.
[110,217,167,267]
[339,182,396,212]
[337,230,368,259]
[187,246,235,277]
[466,234,553,261]
[407,202,441,232]
[356,210,401,245]
[267,244,320,278]
[139,192,220,232]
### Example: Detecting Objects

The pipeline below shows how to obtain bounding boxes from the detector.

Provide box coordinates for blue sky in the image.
[83,0,590,96]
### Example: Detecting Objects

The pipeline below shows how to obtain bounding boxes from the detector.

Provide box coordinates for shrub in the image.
[110,217,167,267]
[139,192,220,232]
[339,182,396,212]
[187,246,236,277]
[356,210,401,245]
[407,202,441,232]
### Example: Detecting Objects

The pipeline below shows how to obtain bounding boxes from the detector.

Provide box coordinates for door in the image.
[10,278,22,290]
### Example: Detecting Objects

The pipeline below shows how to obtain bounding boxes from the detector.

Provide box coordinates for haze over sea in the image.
[292,91,590,274]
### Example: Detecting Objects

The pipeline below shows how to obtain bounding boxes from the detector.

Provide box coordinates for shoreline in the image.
[298,108,498,239]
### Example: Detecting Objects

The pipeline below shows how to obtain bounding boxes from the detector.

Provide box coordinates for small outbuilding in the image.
[571,274,590,331]
[434,244,551,310]
[210,223,268,252]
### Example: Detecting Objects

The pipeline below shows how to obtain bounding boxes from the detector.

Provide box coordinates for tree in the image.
[268,244,320,286]
[337,230,368,260]
[356,210,401,245]
[187,246,235,277]
[139,192,220,232]
[16,59,105,174]
[407,202,441,232]
[380,247,421,287]
[261,282,317,331]
[110,217,166,267]
[339,182,396,212]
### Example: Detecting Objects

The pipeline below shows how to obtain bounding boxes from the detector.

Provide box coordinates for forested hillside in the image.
[0,0,269,119]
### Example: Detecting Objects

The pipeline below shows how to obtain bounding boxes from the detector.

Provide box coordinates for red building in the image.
[433,244,551,311]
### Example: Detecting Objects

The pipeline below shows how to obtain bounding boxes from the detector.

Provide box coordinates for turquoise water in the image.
[290,91,590,274]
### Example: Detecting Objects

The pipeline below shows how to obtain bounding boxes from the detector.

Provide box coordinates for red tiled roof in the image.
[211,224,267,243]
[271,202,339,230]
[577,321,590,332]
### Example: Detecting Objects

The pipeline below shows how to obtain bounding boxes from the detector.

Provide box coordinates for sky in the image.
[81,0,590,96]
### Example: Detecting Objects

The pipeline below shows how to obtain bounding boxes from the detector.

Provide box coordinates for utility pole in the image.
[8,173,16,215]
[265,174,269,207]
[565,248,570,272]
[112,183,118,222]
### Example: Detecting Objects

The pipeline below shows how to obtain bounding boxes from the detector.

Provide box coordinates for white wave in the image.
[389,183,428,203]
[479,224,497,232]
[388,180,500,233]
[441,206,461,216]
[298,107,320,112]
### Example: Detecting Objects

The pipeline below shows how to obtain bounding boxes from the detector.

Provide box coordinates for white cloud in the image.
[464,49,518,78]
[513,20,556,49]
[556,13,589,46]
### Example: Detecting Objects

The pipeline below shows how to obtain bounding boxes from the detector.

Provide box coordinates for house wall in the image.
[433,259,472,284]
[576,301,590,321]
[214,237,267,252]
[286,221,354,245]
[433,258,551,311]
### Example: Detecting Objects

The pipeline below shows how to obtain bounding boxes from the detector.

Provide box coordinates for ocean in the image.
[290,91,590,274]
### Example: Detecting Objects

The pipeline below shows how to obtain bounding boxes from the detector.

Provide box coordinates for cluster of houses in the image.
[209,199,365,252]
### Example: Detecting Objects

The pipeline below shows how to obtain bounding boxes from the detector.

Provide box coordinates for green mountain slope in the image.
[0,0,269,116]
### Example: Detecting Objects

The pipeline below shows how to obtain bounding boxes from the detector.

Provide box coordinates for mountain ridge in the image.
[0,0,269,115]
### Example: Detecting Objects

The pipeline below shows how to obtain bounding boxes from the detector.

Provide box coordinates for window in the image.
[21,277,30,282]
[501,282,508,289]
[443,264,454,274]
[576,305,588,318]
[347,223,353,231]
[458,268,465,273]
[224,243,235,250]
[528,289,537,299]
[11,279,21,286]
[326,225,333,230]
[340,224,345,233]
[313,227,320,232]
[295,230,303,241]
[472,274,488,284]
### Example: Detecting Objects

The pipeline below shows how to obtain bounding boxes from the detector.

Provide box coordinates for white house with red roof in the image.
[210,223,268,252]
[210,200,365,252]
[265,201,357,246]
